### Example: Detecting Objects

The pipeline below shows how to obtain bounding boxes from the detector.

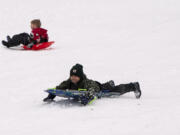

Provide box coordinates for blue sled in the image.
[45,89,121,99]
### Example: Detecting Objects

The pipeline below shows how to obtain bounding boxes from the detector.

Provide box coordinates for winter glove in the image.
[43,94,56,102]
[79,92,96,105]
[79,95,89,105]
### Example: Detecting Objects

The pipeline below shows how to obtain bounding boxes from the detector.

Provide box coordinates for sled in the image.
[23,41,54,50]
[45,89,122,99]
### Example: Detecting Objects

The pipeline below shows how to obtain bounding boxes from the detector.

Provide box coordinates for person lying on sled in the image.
[2,19,48,48]
[43,64,142,105]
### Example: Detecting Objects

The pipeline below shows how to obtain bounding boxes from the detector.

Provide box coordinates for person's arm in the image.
[80,80,100,105]
[33,37,47,44]
[30,31,42,44]
[40,38,48,43]
[56,80,70,90]
[40,31,48,43]
[85,79,100,96]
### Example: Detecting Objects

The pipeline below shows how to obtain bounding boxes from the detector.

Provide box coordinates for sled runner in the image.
[23,41,54,50]
[45,89,122,99]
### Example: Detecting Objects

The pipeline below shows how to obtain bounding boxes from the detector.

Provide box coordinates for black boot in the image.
[133,82,141,99]
[2,38,20,48]
[43,94,56,102]
[2,40,10,48]
[7,36,11,42]
[2,33,30,48]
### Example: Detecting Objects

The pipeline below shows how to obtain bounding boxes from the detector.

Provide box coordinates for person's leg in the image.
[2,33,30,48]
[2,34,22,48]
[111,82,141,98]
[18,33,31,45]
[112,83,134,93]
[8,34,22,47]
[101,80,115,90]
[2,39,20,48]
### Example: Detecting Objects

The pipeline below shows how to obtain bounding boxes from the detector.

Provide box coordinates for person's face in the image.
[70,75,80,84]
[31,24,38,30]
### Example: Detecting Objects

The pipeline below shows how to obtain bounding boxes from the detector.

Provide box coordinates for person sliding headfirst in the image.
[43,64,142,105]
[2,19,48,48]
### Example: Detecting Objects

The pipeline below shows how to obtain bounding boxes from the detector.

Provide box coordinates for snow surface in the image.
[0,0,180,135]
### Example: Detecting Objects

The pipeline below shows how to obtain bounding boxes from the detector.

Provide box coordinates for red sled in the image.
[23,41,54,50]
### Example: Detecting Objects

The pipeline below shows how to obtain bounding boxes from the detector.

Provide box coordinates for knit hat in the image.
[70,64,84,79]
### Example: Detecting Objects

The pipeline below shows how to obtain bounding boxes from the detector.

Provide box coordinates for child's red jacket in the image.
[30,28,48,43]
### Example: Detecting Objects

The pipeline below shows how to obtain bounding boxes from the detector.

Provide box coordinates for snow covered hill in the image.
[0,0,180,135]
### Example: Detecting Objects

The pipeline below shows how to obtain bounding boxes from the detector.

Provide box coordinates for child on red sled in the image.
[2,19,48,48]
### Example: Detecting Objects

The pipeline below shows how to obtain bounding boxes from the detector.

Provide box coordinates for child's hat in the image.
[70,64,84,78]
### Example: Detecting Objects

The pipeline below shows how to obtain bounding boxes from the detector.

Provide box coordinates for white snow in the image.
[0,0,180,135]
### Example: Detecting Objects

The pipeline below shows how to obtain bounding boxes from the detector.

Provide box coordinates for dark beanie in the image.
[70,64,84,78]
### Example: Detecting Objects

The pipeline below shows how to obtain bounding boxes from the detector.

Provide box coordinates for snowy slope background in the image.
[0,0,180,134]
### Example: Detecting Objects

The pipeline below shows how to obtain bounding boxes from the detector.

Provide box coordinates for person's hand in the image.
[79,93,96,105]
[79,95,89,105]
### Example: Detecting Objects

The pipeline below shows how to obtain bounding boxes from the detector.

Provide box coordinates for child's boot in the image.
[133,82,141,99]
[2,40,10,48]
[7,36,11,42]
